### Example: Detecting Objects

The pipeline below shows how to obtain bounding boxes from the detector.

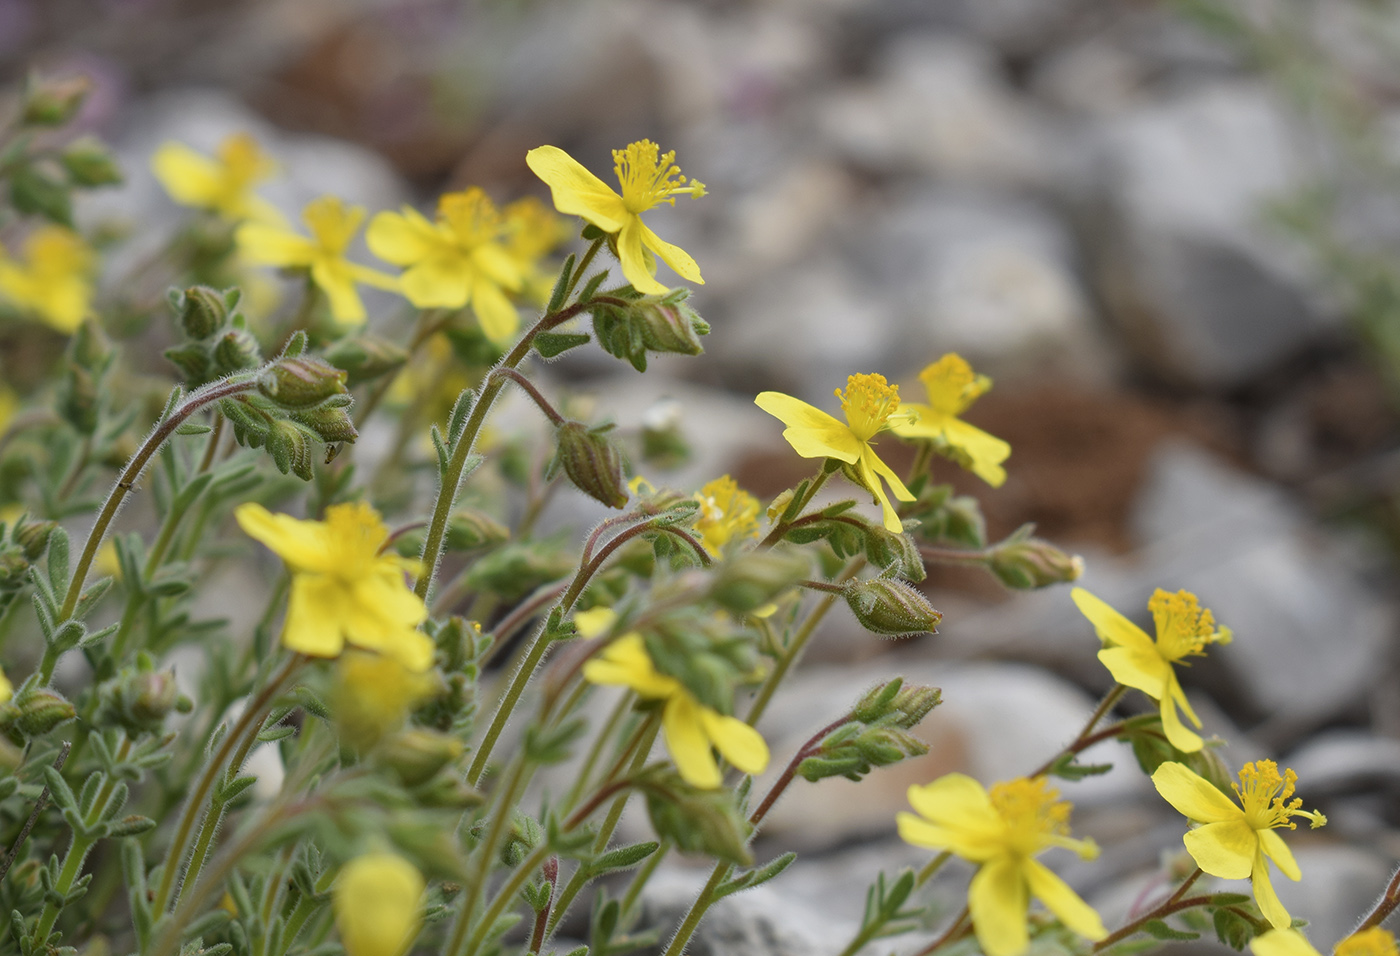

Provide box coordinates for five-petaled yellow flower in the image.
[1253,927,1398,956]
[694,475,761,557]
[367,188,524,345]
[755,373,915,533]
[235,501,433,671]
[333,650,438,750]
[237,195,399,325]
[333,852,425,956]
[892,354,1011,487]
[897,774,1106,956]
[526,140,705,296]
[1072,587,1230,753]
[0,226,95,333]
[152,132,283,223]
[579,610,768,789]
[1153,759,1326,930]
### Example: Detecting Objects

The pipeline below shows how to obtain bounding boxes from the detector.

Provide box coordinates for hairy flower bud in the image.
[591,291,709,372]
[380,729,464,787]
[844,579,942,637]
[14,518,56,562]
[555,421,628,509]
[100,669,182,735]
[266,420,316,480]
[214,327,263,374]
[59,362,99,435]
[172,285,234,340]
[258,356,349,408]
[10,686,76,736]
[324,336,408,387]
[445,510,509,551]
[710,548,811,613]
[0,548,29,591]
[60,136,123,187]
[290,399,359,444]
[22,74,91,126]
[988,533,1084,590]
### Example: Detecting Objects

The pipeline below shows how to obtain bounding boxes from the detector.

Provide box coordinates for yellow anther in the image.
[439,188,503,247]
[836,373,901,442]
[613,140,705,214]
[1149,589,1227,661]
[990,777,1071,840]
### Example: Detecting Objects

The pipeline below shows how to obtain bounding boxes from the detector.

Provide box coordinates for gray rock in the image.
[1284,730,1400,795]
[1130,442,1394,742]
[1271,844,1393,944]
[1091,82,1338,387]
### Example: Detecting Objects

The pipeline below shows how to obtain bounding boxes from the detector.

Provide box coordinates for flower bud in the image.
[59,362,99,435]
[710,548,811,613]
[844,579,942,638]
[333,853,425,956]
[987,534,1084,590]
[380,729,463,787]
[634,297,706,356]
[258,356,349,408]
[22,74,92,126]
[445,510,509,551]
[100,668,181,735]
[172,285,233,340]
[214,327,263,374]
[60,136,123,187]
[11,686,75,736]
[266,420,315,481]
[290,400,359,444]
[324,336,408,387]
[0,549,28,591]
[555,421,627,509]
[14,518,56,562]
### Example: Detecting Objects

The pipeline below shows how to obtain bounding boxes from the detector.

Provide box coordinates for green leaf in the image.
[1144,920,1200,941]
[535,332,591,358]
[1046,753,1115,781]
[713,852,796,900]
[585,841,659,878]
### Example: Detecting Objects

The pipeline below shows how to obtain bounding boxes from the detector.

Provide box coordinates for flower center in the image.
[694,476,761,552]
[438,188,504,249]
[919,353,990,416]
[218,133,273,190]
[989,777,1071,856]
[1336,928,1398,956]
[1149,589,1229,662]
[613,140,706,215]
[837,373,901,442]
[1233,760,1327,831]
[324,501,390,580]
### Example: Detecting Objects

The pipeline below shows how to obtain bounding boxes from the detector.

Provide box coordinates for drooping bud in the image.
[324,336,409,387]
[844,579,942,638]
[21,74,92,127]
[266,420,316,481]
[14,517,56,561]
[445,510,509,551]
[290,398,359,444]
[257,356,349,408]
[380,729,464,787]
[987,532,1084,590]
[709,548,811,613]
[60,136,123,187]
[554,421,628,509]
[10,686,76,736]
[591,290,709,372]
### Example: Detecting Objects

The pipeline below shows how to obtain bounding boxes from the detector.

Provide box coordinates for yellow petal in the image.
[663,695,721,789]
[399,257,470,309]
[699,709,769,775]
[367,208,441,266]
[333,853,424,956]
[616,219,667,295]
[282,576,348,659]
[968,857,1030,956]
[1097,646,1169,699]
[639,221,703,284]
[573,607,617,639]
[237,222,317,267]
[582,634,680,700]
[470,276,520,345]
[906,774,996,828]
[311,259,368,325]
[754,392,862,463]
[1252,930,1323,956]
[349,262,401,292]
[854,450,904,533]
[471,242,525,291]
[940,418,1010,487]
[1023,858,1107,941]
[235,502,331,571]
[1182,819,1257,879]
[1252,847,1292,930]
[1072,588,1157,655]
[1152,761,1243,824]
[895,814,959,852]
[1160,675,1204,753]
[525,146,627,232]
[303,195,365,253]
[152,142,223,206]
[1258,828,1301,882]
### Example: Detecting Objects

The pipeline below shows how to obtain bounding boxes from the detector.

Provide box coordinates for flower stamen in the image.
[614,140,706,214]
[837,373,901,442]
[1233,760,1327,831]
[1149,589,1230,661]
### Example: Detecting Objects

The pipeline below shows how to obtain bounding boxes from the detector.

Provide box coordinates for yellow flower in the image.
[897,774,1106,956]
[1072,588,1230,753]
[1252,928,1399,956]
[367,188,524,344]
[694,476,761,556]
[151,133,283,223]
[892,354,1011,487]
[580,611,768,789]
[235,501,433,671]
[333,852,425,956]
[237,196,399,325]
[0,226,95,333]
[503,196,570,305]
[332,650,438,749]
[1153,760,1326,930]
[526,140,705,296]
[755,373,916,533]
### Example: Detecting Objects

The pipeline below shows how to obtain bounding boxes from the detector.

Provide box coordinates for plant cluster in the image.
[0,71,1393,956]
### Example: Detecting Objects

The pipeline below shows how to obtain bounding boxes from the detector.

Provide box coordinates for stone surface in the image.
[1091,82,1337,387]
[1272,843,1394,943]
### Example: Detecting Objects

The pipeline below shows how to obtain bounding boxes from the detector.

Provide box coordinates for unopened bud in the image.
[324,336,408,387]
[0,549,28,591]
[844,579,942,638]
[214,327,263,374]
[22,74,91,126]
[258,356,348,407]
[446,510,509,551]
[710,548,810,613]
[60,136,123,187]
[382,729,464,787]
[290,398,358,444]
[14,518,56,561]
[11,686,75,736]
[118,670,181,732]
[853,678,941,728]
[555,421,627,509]
[173,285,232,340]
[634,297,707,356]
[988,534,1084,590]
[266,420,315,481]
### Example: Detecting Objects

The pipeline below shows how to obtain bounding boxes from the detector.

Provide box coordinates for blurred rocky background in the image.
[6,0,1400,948]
